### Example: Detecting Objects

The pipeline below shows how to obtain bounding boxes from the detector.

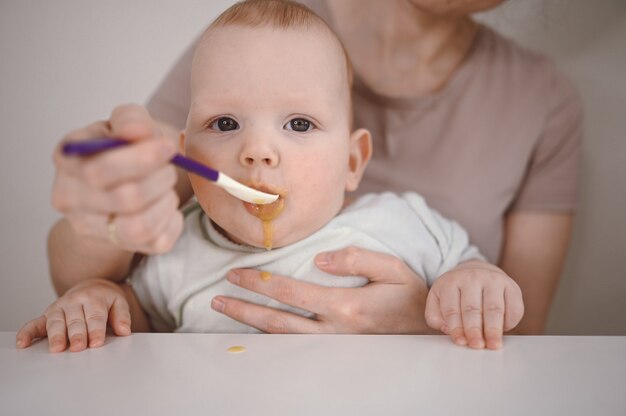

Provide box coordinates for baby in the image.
[17,0,523,349]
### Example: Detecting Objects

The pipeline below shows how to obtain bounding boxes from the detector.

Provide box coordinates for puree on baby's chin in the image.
[247,197,285,250]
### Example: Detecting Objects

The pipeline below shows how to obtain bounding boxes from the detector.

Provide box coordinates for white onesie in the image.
[129,192,483,333]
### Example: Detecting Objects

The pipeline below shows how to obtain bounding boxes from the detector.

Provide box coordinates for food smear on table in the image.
[227,345,246,354]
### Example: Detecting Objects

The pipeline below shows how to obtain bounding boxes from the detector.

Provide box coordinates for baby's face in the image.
[184,25,364,249]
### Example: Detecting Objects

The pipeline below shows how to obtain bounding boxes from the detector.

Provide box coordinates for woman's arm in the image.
[48,105,193,295]
[48,219,136,295]
[499,211,574,334]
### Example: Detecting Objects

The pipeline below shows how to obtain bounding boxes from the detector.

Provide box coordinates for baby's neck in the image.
[210,219,255,249]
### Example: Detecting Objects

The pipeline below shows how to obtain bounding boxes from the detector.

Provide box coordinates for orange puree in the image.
[260,271,272,281]
[244,196,285,250]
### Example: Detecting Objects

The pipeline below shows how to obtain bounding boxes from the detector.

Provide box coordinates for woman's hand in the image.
[211,247,432,334]
[52,103,184,255]
[424,260,525,350]
[16,279,133,353]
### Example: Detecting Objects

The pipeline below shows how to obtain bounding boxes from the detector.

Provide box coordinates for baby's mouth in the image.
[241,183,286,220]
[241,182,286,250]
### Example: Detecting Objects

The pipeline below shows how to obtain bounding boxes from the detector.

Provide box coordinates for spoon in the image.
[61,137,279,205]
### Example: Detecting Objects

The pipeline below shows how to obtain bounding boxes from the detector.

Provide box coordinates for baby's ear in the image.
[178,131,186,155]
[345,128,372,192]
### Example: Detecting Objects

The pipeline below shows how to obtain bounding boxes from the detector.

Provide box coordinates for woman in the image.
[47,0,581,343]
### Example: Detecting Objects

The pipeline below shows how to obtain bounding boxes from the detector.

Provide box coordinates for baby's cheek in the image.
[294,183,343,226]
[190,179,214,204]
[194,183,231,220]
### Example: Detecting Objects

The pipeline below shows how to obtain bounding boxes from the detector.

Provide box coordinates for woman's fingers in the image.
[53,120,111,165]
[63,188,180,254]
[64,139,176,190]
[16,316,47,349]
[217,249,430,335]
[113,190,181,253]
[315,246,420,284]
[149,209,185,254]
[51,104,181,252]
[222,266,429,334]
[105,163,178,214]
[482,286,505,350]
[54,104,174,192]
[211,296,322,334]
[109,103,160,140]
[55,153,177,215]
[225,269,330,316]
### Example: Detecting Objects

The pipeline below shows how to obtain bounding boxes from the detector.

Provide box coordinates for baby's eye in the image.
[284,118,314,132]
[208,117,239,132]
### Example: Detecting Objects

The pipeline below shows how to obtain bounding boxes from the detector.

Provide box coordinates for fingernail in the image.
[227,271,240,284]
[491,340,502,350]
[89,339,102,348]
[212,297,225,312]
[50,340,64,352]
[119,324,131,336]
[69,338,84,351]
[16,339,24,348]
[455,336,468,346]
[470,338,485,349]
[315,252,333,267]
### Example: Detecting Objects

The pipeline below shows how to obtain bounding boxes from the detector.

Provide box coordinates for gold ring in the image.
[107,213,120,246]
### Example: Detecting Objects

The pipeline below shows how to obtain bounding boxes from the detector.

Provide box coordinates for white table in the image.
[1,332,624,416]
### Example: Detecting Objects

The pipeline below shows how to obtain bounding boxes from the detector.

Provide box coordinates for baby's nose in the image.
[239,139,279,168]
[242,156,276,166]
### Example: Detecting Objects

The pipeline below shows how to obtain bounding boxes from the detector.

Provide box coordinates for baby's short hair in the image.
[209,0,353,89]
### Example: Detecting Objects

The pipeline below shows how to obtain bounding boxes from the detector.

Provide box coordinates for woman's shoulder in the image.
[476,25,577,94]
[477,24,549,68]
[471,24,582,119]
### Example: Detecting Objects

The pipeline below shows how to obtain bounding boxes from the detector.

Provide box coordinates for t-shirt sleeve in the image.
[145,36,200,130]
[128,257,177,332]
[403,193,485,286]
[509,63,583,213]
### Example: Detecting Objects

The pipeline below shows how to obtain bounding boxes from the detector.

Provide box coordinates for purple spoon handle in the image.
[170,154,218,182]
[62,137,219,182]
[62,137,127,155]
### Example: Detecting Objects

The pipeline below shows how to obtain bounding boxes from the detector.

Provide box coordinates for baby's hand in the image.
[16,279,131,352]
[425,260,524,350]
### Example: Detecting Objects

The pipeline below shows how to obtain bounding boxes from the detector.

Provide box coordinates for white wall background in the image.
[0,0,624,334]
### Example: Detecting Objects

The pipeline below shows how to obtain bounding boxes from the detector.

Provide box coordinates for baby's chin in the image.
[224,225,300,251]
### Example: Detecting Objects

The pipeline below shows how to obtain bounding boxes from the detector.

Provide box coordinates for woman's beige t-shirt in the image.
[146,4,582,263]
